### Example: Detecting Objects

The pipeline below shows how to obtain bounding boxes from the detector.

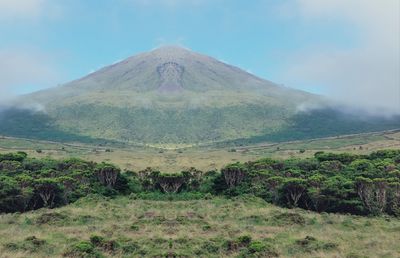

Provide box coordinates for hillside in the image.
[0,46,399,145]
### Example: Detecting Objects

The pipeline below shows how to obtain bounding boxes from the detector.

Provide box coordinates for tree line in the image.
[0,150,399,216]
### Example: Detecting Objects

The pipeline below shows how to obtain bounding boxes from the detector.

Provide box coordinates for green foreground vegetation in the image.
[1,149,400,215]
[1,195,400,257]
[1,149,400,257]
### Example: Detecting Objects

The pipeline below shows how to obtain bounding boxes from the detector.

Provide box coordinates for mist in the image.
[281,0,400,116]
[0,49,59,107]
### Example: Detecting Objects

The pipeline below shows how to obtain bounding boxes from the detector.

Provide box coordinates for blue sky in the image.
[0,0,399,113]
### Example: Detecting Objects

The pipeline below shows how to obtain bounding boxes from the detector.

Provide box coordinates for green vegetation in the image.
[1,130,399,173]
[218,149,400,216]
[1,105,399,146]
[0,109,103,144]
[0,152,130,213]
[1,149,400,256]
[1,150,400,216]
[2,47,399,145]
[220,109,400,146]
[1,195,399,257]
[1,46,399,257]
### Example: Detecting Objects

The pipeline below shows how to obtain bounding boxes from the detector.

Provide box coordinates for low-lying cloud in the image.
[0,0,47,20]
[0,49,59,103]
[281,0,400,115]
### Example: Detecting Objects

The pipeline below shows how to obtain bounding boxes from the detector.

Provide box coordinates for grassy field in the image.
[1,130,399,172]
[1,131,400,257]
[0,195,399,257]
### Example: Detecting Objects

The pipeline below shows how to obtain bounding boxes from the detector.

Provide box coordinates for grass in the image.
[0,130,399,172]
[0,195,399,257]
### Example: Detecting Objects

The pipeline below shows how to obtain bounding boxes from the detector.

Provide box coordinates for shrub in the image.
[1,150,399,217]
[89,235,105,246]
[271,212,305,226]
[64,241,100,258]
[72,241,95,253]
[237,235,252,246]
[36,212,69,225]
[4,236,49,253]
[130,224,140,231]
[201,241,220,253]
[119,240,139,254]
[295,236,338,252]
[248,241,266,253]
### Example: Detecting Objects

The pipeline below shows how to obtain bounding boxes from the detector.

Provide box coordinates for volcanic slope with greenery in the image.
[1,46,399,145]
[1,150,400,257]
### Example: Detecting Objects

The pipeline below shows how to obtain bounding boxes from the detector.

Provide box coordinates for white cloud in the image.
[0,0,63,21]
[0,1,64,100]
[126,0,210,8]
[282,0,400,115]
[0,0,46,20]
[0,49,59,100]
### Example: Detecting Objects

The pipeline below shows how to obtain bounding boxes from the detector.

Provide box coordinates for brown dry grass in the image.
[0,196,399,257]
[1,131,399,173]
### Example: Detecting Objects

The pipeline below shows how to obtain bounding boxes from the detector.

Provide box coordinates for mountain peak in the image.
[151,45,192,53]
[14,47,393,146]
[4,48,399,146]
[26,47,316,106]
[141,45,200,62]
[55,46,280,94]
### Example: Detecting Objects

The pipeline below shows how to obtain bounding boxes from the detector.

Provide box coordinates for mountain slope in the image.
[0,46,399,145]
[24,46,315,108]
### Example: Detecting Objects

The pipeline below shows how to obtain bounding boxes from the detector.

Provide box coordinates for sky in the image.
[0,0,399,114]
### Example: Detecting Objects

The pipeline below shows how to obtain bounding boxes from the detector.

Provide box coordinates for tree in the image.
[370,150,400,160]
[95,163,120,188]
[181,167,203,191]
[350,160,374,177]
[319,160,344,175]
[138,168,160,191]
[265,176,284,204]
[314,152,357,164]
[57,176,77,203]
[356,177,389,215]
[0,160,23,173]
[0,152,27,162]
[158,174,185,193]
[388,182,400,216]
[0,176,22,212]
[280,178,307,207]
[307,174,328,212]
[33,178,61,208]
[15,174,34,211]
[222,163,247,188]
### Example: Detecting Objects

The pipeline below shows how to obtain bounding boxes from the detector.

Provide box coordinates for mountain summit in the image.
[1,47,399,145]
[25,46,314,108]
[74,45,274,93]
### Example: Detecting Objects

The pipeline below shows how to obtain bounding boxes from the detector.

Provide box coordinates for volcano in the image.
[1,46,399,145]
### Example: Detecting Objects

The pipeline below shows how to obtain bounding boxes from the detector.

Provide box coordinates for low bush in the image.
[294,236,338,253]
[63,241,100,258]
[270,212,306,226]
[1,150,399,217]
[4,236,50,253]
